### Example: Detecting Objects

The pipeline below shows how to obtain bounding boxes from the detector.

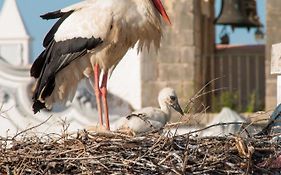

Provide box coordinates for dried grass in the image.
[0,123,280,175]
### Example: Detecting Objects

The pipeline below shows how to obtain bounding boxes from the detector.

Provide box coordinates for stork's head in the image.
[151,0,171,25]
[158,87,184,116]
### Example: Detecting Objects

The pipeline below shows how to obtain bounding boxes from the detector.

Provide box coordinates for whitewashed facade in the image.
[0,0,30,65]
[0,0,146,136]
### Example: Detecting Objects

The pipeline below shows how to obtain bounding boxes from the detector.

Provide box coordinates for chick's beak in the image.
[171,102,184,116]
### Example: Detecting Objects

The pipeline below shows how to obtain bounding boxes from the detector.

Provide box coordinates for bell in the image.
[215,0,263,29]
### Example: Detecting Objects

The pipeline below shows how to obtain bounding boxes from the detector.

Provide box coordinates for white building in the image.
[0,0,145,136]
[0,0,30,65]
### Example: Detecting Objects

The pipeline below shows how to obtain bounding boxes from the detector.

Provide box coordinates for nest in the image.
[0,127,280,175]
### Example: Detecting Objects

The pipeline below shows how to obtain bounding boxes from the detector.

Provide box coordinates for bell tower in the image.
[0,0,30,66]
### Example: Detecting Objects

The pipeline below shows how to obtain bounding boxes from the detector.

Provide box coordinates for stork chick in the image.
[113,87,184,134]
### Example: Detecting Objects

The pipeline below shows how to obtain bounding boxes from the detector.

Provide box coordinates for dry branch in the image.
[0,127,280,174]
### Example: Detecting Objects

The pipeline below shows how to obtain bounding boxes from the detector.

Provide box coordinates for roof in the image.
[0,0,29,39]
[216,44,265,54]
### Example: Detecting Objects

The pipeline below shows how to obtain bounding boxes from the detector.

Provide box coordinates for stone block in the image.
[180,46,196,63]
[172,30,194,47]
[141,63,158,82]
[157,46,181,63]
[266,80,277,97]
[182,82,195,99]
[141,53,158,82]
[141,82,163,107]
[178,12,194,32]
[266,97,277,111]
[267,0,281,13]
[159,63,194,82]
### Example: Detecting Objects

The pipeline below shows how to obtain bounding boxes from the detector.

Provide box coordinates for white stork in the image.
[30,0,171,130]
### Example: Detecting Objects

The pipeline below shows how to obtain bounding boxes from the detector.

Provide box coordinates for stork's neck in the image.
[139,0,162,26]
[121,0,161,29]
[159,102,171,121]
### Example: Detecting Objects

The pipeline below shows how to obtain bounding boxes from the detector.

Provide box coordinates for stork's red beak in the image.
[152,0,171,25]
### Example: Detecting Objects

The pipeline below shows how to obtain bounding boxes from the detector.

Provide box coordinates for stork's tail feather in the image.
[32,77,55,113]
[32,100,46,114]
[32,58,93,113]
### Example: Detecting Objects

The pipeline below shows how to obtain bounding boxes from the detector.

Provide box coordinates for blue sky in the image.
[0,0,266,60]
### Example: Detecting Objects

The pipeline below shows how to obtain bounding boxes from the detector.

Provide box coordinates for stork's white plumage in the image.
[31,0,171,130]
[113,88,184,134]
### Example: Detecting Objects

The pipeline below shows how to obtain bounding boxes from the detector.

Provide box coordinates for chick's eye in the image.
[170,96,176,101]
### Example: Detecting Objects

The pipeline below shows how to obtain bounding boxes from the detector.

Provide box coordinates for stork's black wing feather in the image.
[43,10,74,48]
[40,10,70,20]
[31,11,103,113]
[30,50,46,78]
[30,10,74,78]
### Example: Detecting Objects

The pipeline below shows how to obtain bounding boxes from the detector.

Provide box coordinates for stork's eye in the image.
[170,96,176,101]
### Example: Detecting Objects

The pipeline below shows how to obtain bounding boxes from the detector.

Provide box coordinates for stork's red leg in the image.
[94,64,103,126]
[101,72,110,130]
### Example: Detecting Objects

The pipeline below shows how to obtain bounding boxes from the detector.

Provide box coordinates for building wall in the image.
[194,0,215,108]
[266,0,281,109]
[0,38,30,65]
[140,0,215,110]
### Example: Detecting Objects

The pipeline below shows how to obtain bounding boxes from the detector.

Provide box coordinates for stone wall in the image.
[140,0,215,111]
[266,0,281,109]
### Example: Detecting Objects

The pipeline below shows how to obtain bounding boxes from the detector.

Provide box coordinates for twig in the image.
[12,115,53,140]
